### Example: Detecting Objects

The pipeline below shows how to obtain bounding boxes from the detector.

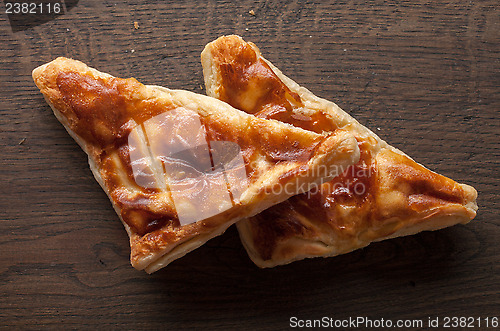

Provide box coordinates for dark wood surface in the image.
[1,0,499,329]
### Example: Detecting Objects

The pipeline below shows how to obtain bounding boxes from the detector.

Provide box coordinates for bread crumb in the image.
[249,9,255,16]
[200,85,203,90]
[131,49,135,53]
[134,21,139,29]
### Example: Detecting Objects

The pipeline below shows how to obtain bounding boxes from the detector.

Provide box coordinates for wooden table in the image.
[1,1,498,329]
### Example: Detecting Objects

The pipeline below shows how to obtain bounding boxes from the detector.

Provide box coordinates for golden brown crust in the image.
[202,35,478,268]
[32,57,360,272]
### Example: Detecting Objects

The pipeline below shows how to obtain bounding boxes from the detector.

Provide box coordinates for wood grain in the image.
[1,0,499,329]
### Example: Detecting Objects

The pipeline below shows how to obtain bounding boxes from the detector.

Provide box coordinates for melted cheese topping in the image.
[207,36,473,262]
[53,69,333,237]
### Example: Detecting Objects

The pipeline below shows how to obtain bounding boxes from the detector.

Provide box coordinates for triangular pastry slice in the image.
[201,35,478,267]
[32,57,360,273]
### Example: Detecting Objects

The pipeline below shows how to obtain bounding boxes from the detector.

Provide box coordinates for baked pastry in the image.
[201,35,478,267]
[32,57,360,272]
